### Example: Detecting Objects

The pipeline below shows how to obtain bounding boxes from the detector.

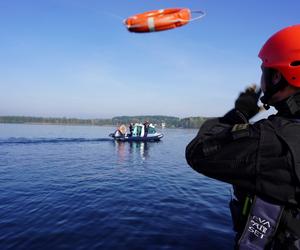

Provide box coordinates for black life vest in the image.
[231,116,300,249]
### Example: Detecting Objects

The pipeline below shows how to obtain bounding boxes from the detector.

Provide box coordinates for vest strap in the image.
[238,196,284,249]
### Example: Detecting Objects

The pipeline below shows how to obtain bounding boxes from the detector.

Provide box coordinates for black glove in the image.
[235,86,261,120]
[220,85,261,125]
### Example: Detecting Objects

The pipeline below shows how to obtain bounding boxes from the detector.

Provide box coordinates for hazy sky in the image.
[1,0,299,118]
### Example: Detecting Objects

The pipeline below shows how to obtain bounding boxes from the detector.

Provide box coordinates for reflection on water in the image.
[131,141,149,160]
[0,125,235,250]
[115,141,154,161]
[115,141,127,162]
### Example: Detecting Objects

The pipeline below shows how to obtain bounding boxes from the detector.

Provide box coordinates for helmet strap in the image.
[260,68,288,106]
[260,80,288,104]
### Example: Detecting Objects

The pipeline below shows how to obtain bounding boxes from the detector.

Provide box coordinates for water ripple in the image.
[0,125,235,250]
[0,137,113,145]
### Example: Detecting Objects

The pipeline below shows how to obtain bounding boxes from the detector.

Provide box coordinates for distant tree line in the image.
[177,117,208,129]
[0,116,111,126]
[112,116,180,127]
[0,115,208,129]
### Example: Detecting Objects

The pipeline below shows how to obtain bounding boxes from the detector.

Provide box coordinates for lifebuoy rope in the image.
[190,10,206,22]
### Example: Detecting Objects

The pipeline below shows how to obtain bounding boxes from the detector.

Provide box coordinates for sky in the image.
[0,0,299,119]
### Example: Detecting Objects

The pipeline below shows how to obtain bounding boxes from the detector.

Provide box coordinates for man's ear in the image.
[272,71,282,85]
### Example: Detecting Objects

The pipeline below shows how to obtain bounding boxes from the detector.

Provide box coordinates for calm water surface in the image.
[0,124,234,250]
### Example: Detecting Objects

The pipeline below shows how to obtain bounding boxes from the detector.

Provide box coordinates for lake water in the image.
[0,124,234,250]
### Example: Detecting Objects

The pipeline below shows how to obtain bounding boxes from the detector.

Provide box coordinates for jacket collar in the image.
[275,92,300,118]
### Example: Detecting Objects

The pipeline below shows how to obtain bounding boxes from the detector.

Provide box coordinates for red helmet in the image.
[259,24,300,87]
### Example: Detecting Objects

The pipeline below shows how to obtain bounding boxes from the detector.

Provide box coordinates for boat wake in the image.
[0,137,113,145]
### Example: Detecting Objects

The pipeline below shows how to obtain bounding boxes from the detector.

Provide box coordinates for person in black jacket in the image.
[129,123,134,137]
[143,121,149,137]
[186,25,300,249]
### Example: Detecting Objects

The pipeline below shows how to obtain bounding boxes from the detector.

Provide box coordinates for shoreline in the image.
[0,122,198,129]
[0,122,115,127]
[0,115,206,129]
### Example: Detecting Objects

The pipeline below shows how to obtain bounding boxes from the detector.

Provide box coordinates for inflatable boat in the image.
[109,123,163,142]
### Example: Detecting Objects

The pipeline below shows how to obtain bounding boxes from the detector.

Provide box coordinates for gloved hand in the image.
[235,85,262,120]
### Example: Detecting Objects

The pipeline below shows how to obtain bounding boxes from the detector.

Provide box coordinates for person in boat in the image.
[143,121,149,137]
[129,123,133,137]
[186,25,300,249]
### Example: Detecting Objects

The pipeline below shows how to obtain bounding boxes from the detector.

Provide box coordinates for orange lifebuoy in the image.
[124,8,191,33]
